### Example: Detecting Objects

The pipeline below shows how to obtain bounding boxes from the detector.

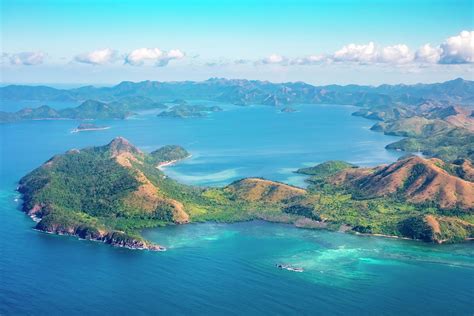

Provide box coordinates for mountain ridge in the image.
[2,77,473,106]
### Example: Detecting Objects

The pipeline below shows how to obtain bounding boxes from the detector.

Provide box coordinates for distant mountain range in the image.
[2,77,472,162]
[2,77,473,107]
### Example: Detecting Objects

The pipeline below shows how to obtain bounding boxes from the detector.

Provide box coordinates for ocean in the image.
[1,102,472,315]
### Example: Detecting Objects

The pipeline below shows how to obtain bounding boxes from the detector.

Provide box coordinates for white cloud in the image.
[253,30,471,67]
[167,49,185,59]
[379,44,413,64]
[266,54,285,63]
[439,30,474,64]
[125,48,163,66]
[415,44,441,63]
[9,52,45,65]
[125,48,185,66]
[259,54,288,65]
[291,54,326,65]
[333,42,377,63]
[332,42,414,64]
[75,48,118,65]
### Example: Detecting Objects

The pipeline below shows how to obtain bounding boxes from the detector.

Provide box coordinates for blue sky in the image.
[1,0,473,85]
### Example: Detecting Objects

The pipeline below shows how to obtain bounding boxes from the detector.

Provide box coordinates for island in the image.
[18,137,474,251]
[353,103,474,161]
[0,96,168,123]
[71,123,111,133]
[151,145,191,167]
[158,105,223,118]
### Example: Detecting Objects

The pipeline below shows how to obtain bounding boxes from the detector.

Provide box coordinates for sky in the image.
[1,0,473,85]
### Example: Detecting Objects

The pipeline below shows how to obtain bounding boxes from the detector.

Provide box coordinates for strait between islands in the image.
[18,137,474,251]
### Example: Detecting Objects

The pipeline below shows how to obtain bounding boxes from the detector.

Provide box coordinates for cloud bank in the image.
[439,30,474,64]
[125,48,185,66]
[5,30,472,69]
[254,30,473,67]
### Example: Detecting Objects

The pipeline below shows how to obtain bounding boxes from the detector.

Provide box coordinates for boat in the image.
[276,264,304,272]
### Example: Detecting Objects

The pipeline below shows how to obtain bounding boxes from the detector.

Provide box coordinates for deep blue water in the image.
[1,102,473,315]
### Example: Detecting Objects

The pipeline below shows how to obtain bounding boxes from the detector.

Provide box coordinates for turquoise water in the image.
[1,103,473,314]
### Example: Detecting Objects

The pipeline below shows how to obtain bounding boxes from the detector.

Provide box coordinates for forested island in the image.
[0,97,167,123]
[2,78,472,121]
[18,137,473,251]
[1,79,473,164]
[353,103,474,161]
[1,79,472,162]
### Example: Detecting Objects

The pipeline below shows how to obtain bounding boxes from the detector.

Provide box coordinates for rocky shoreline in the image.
[23,202,166,252]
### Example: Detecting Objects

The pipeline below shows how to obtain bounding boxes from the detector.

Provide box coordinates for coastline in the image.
[33,227,167,251]
[156,154,192,170]
[24,204,166,252]
[18,151,195,252]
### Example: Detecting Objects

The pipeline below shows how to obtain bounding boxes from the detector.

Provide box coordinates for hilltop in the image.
[328,156,474,210]
[296,157,474,242]
[18,138,193,250]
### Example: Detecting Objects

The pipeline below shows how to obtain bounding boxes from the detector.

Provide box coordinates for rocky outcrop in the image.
[398,215,474,243]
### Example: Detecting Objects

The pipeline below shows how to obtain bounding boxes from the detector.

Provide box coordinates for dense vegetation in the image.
[353,102,474,162]
[18,139,474,250]
[294,158,474,242]
[386,128,474,162]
